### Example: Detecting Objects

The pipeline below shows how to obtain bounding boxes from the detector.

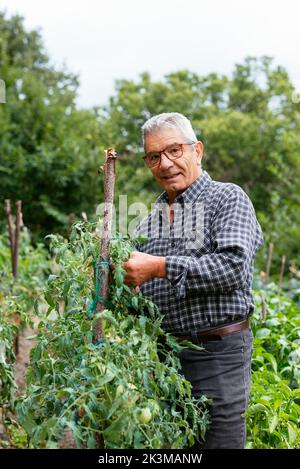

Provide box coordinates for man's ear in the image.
[195,141,203,165]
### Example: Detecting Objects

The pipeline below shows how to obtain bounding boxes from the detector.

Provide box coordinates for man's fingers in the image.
[124,274,135,287]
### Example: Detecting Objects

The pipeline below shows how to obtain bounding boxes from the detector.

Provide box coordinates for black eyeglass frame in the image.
[143,142,196,168]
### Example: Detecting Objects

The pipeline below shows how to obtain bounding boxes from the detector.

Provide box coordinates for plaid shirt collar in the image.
[155,170,212,206]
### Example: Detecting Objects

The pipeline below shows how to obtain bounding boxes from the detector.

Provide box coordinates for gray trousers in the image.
[177,328,254,449]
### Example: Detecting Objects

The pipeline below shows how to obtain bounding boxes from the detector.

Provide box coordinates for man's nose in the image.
[159,152,173,171]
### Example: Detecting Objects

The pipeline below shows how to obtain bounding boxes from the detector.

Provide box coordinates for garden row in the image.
[0,225,300,448]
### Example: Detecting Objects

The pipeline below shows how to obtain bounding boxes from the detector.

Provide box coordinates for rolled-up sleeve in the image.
[165,186,264,298]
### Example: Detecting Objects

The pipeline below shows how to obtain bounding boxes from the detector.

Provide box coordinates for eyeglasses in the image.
[143,142,196,168]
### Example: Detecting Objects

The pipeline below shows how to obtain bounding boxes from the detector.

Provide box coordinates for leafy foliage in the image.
[0,315,17,411]
[1,7,300,450]
[246,281,300,448]
[97,60,300,267]
[0,231,50,414]
[16,222,210,448]
[0,11,105,240]
[1,225,300,449]
[1,11,300,268]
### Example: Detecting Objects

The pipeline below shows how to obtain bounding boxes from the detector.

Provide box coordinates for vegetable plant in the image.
[16,222,210,448]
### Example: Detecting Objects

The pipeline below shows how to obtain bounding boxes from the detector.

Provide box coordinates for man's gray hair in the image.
[142,112,197,147]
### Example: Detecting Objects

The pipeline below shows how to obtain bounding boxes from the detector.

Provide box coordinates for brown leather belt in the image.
[173,319,249,343]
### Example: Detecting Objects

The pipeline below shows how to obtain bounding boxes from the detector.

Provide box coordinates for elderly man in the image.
[122,112,263,449]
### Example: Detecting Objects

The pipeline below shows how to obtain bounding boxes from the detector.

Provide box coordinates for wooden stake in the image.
[13,201,22,278]
[4,199,22,278]
[4,200,15,274]
[265,242,273,284]
[4,200,23,355]
[278,255,286,292]
[93,147,118,342]
[261,298,267,321]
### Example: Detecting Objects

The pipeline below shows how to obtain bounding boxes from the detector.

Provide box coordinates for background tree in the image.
[1,10,300,270]
[0,11,105,240]
[98,60,300,268]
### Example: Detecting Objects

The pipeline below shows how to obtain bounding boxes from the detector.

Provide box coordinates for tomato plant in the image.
[16,222,210,448]
[0,232,50,419]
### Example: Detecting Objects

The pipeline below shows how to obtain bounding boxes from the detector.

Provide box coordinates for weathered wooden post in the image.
[4,199,23,353]
[265,242,273,284]
[93,147,118,343]
[4,200,15,269]
[4,199,22,278]
[13,201,22,278]
[278,255,286,293]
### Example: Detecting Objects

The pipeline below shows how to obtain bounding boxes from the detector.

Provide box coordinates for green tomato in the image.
[138,407,152,424]
[148,399,160,414]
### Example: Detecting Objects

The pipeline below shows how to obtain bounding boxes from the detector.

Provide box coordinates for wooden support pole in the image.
[13,201,22,278]
[4,199,15,275]
[4,200,23,355]
[93,147,118,343]
[4,199,22,279]
[278,255,286,292]
[265,242,273,284]
[260,292,267,321]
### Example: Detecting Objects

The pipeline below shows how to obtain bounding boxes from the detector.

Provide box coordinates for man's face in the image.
[144,127,203,202]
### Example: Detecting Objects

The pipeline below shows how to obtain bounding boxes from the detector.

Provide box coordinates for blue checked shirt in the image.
[134,170,264,333]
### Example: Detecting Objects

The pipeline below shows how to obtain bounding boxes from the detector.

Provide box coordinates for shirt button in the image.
[171,241,176,248]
